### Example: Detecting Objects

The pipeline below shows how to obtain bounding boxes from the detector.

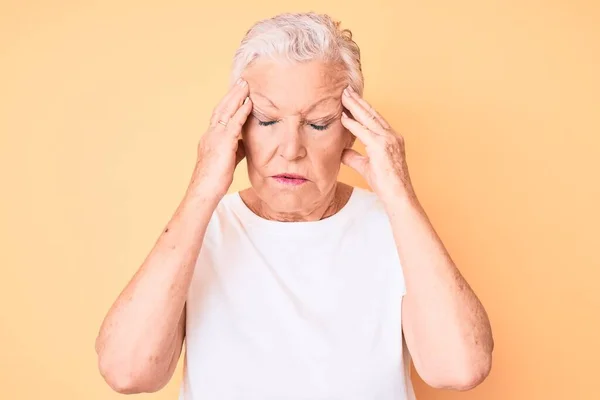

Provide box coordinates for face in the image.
[241,59,353,213]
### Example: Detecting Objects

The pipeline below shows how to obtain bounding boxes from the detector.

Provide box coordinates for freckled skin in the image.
[239,59,354,221]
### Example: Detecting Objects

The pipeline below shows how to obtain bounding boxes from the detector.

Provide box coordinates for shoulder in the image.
[198,192,243,247]
[346,186,392,225]
[348,186,380,209]
[343,187,407,293]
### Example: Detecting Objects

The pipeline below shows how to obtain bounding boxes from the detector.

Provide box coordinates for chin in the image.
[253,179,314,212]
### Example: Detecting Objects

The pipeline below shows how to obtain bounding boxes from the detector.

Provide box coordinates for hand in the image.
[340,86,416,202]
[188,78,253,202]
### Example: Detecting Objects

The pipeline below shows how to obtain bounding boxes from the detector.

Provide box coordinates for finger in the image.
[341,111,377,145]
[227,97,253,138]
[211,78,246,118]
[235,139,246,165]
[353,95,391,130]
[218,80,250,122]
[341,148,368,177]
[216,78,248,112]
[210,79,249,127]
[342,87,386,134]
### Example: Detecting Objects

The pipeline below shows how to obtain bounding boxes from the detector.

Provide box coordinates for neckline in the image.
[230,187,364,235]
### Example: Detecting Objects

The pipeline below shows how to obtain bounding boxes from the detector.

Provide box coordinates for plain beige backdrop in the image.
[1,1,599,399]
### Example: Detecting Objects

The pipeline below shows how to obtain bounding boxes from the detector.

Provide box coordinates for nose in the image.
[278,123,307,161]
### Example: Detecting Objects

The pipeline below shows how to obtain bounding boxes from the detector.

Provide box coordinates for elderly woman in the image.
[96,12,493,400]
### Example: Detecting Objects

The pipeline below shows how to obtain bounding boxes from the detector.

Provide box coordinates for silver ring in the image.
[218,119,228,127]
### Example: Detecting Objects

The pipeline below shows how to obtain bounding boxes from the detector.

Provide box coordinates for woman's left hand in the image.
[340,86,416,203]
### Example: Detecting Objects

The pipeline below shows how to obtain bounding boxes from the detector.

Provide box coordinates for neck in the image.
[241,182,353,222]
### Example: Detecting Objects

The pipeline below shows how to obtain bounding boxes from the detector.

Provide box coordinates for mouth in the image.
[272,173,308,186]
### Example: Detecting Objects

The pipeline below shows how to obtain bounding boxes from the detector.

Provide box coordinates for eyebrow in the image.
[252,106,340,124]
[251,108,271,121]
[251,92,338,114]
[314,112,341,125]
[252,92,280,110]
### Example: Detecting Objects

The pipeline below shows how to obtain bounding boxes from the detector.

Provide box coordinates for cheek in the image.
[321,125,351,154]
[242,125,271,162]
[310,127,349,171]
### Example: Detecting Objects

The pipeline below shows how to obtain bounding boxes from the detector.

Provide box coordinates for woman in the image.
[95,12,494,399]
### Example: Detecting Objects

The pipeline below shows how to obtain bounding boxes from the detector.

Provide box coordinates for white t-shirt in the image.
[179,187,415,400]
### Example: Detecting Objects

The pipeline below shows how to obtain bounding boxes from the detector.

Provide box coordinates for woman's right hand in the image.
[188,78,252,202]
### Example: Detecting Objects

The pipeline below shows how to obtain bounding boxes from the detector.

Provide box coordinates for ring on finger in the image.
[218,119,228,127]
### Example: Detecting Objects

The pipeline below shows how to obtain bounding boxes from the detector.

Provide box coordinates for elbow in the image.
[101,372,145,395]
[97,353,164,395]
[98,357,144,394]
[423,352,493,391]
[450,357,492,391]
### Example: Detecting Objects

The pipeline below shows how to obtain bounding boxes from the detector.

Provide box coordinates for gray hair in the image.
[230,12,364,95]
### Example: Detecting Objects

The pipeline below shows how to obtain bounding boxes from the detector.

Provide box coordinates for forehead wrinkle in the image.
[302,95,339,114]
[251,91,340,116]
[251,92,279,110]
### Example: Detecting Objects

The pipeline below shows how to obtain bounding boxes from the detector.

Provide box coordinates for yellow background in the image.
[1,1,598,399]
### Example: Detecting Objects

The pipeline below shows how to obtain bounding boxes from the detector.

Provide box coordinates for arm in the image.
[95,192,218,394]
[95,77,252,394]
[340,85,493,390]
[385,192,493,390]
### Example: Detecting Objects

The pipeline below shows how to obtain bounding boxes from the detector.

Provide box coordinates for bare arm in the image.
[339,85,493,390]
[95,78,252,394]
[385,194,494,390]
[95,193,218,394]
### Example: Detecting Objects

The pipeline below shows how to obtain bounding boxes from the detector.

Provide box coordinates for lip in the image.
[271,173,309,186]
[273,173,307,180]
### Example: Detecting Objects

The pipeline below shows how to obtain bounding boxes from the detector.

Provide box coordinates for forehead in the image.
[243,58,346,112]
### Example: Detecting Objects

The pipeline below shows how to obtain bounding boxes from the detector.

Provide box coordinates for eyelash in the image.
[257,120,330,131]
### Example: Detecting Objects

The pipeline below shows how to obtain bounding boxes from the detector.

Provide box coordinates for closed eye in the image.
[256,118,330,131]
[258,119,278,126]
[310,123,329,131]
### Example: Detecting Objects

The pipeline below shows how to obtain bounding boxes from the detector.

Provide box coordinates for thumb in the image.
[341,148,368,176]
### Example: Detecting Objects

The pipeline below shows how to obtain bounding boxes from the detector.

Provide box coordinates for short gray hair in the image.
[230,12,364,95]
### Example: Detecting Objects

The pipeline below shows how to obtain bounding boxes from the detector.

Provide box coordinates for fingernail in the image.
[243,96,249,105]
[342,111,348,118]
[347,86,355,93]
[343,87,350,96]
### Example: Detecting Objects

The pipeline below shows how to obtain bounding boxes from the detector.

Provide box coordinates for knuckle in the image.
[383,136,398,148]
[220,107,236,119]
